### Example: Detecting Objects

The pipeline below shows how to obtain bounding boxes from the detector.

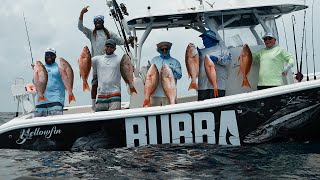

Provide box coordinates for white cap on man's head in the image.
[45,48,56,55]
[262,32,276,39]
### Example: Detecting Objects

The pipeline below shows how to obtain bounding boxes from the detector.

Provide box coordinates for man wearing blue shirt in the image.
[149,41,182,106]
[34,48,66,117]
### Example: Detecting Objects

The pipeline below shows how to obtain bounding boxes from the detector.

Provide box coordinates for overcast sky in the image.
[1,0,318,112]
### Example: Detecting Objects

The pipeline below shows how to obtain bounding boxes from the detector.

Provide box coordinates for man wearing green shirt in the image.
[253,32,295,90]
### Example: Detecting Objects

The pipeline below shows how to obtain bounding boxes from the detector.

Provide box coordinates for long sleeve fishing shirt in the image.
[92,54,122,95]
[198,46,232,90]
[78,20,124,57]
[150,56,182,97]
[36,62,65,107]
[253,45,295,86]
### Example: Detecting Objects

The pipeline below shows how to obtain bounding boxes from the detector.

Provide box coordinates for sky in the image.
[0,0,318,112]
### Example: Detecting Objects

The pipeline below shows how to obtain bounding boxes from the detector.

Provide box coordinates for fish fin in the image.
[188,81,198,91]
[214,89,219,98]
[69,93,76,104]
[38,96,48,102]
[237,68,241,76]
[83,81,91,91]
[242,77,251,88]
[130,86,137,94]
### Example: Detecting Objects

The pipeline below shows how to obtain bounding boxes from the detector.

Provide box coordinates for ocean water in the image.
[0,112,320,180]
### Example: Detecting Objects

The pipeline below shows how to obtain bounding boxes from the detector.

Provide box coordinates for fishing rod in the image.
[291,15,301,81]
[281,17,289,51]
[23,12,34,68]
[304,23,309,81]
[312,0,316,80]
[299,10,307,81]
[108,6,126,53]
[111,0,131,55]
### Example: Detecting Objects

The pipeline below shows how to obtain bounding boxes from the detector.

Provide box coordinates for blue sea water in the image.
[0,112,320,179]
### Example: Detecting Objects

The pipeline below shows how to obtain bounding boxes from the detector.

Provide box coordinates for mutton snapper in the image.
[143,64,159,107]
[238,44,252,88]
[33,61,48,102]
[204,55,218,97]
[78,46,91,91]
[185,43,199,91]
[120,54,137,94]
[59,57,76,104]
[161,64,176,105]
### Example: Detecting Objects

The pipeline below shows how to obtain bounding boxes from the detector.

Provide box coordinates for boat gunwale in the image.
[1,79,320,134]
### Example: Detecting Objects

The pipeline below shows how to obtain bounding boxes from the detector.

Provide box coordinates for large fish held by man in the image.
[33,61,48,102]
[120,54,137,94]
[185,43,199,91]
[143,64,159,107]
[161,64,177,104]
[59,57,76,104]
[238,44,253,88]
[204,55,218,97]
[78,46,92,91]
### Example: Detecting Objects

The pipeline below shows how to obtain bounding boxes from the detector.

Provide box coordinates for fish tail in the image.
[130,86,137,94]
[242,77,251,88]
[69,93,76,104]
[38,96,48,102]
[188,81,198,91]
[83,81,90,91]
[214,89,219,98]
[143,99,150,107]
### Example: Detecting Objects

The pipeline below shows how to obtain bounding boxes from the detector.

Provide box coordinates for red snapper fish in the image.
[161,64,176,105]
[59,57,76,104]
[33,61,48,102]
[185,43,199,91]
[78,46,92,91]
[204,55,218,97]
[238,44,253,88]
[120,54,137,94]
[143,64,159,107]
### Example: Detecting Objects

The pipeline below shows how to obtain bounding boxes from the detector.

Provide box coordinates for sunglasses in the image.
[263,37,273,41]
[45,52,56,57]
[105,45,115,48]
[160,48,168,52]
[94,19,103,23]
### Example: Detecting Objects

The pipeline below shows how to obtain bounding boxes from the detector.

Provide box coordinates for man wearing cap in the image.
[198,30,232,100]
[149,41,182,106]
[34,48,66,117]
[253,32,295,90]
[91,39,122,111]
[79,6,131,57]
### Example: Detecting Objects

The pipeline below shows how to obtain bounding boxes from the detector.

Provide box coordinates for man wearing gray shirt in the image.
[91,39,122,112]
[78,6,125,57]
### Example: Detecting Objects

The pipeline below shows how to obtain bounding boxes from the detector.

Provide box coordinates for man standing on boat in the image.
[91,39,122,112]
[34,48,66,117]
[198,30,232,100]
[253,32,295,90]
[78,6,134,109]
[149,41,182,106]
[78,6,126,57]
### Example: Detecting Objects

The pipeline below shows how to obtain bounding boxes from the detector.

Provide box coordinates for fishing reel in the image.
[120,3,129,16]
[110,9,120,21]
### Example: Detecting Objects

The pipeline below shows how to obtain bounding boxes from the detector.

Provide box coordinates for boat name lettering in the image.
[16,126,62,144]
[125,110,240,147]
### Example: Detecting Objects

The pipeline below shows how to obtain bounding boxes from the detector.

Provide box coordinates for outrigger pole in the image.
[23,12,34,67]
